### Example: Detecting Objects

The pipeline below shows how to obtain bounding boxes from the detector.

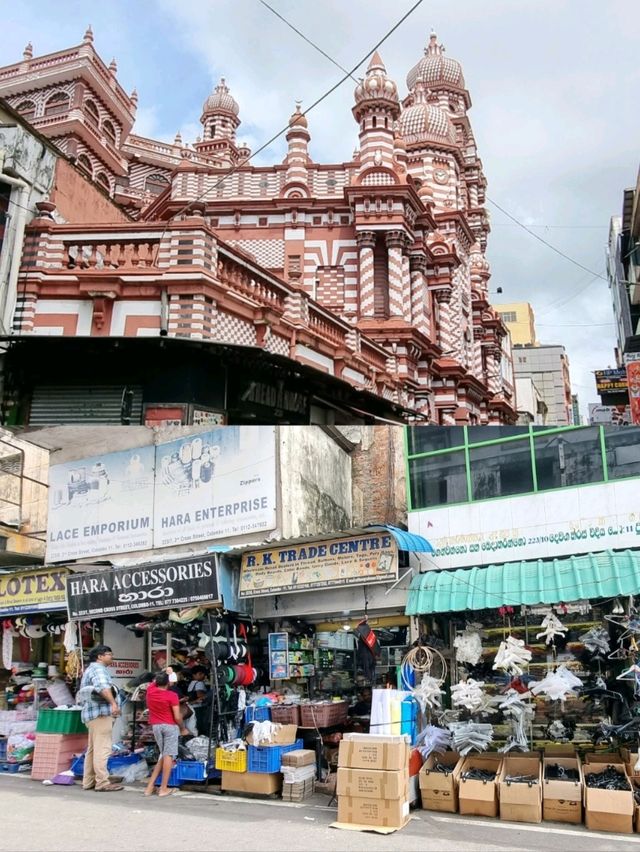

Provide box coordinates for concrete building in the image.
[0,29,517,426]
[0,428,48,566]
[608,168,640,359]
[512,343,573,425]
[514,375,547,425]
[495,302,537,346]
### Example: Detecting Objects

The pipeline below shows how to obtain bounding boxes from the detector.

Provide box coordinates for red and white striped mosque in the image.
[0,27,516,425]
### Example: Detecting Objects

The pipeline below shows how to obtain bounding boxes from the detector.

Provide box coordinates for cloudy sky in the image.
[3,0,639,418]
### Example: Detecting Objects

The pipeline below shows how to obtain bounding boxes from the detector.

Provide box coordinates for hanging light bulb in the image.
[613,598,624,615]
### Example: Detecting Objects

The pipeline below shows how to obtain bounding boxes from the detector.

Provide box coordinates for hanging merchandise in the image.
[498,689,534,753]
[2,620,13,670]
[450,678,495,716]
[536,610,567,646]
[493,636,532,676]
[354,617,380,683]
[579,626,610,657]
[413,675,445,714]
[453,623,483,667]
[448,721,494,755]
[415,724,452,760]
[529,665,582,701]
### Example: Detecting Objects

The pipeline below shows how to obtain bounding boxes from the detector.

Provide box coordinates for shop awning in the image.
[365,524,434,554]
[405,549,640,615]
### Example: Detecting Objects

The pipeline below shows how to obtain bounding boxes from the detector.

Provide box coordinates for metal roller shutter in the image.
[29,385,143,424]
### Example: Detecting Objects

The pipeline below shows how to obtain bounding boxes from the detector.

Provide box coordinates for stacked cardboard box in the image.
[336,734,411,831]
[282,748,316,801]
[583,756,634,834]
[418,751,461,812]
[542,756,583,824]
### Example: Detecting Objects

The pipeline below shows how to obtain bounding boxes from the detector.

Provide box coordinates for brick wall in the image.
[51,159,130,224]
[348,426,407,526]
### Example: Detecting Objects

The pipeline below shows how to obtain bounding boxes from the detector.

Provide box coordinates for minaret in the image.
[352,52,400,176]
[283,103,310,195]
[196,78,240,167]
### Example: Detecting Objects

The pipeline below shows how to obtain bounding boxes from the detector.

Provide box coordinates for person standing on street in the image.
[78,645,122,792]
[144,669,188,797]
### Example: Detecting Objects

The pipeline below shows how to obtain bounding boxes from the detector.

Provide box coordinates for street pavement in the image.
[1,773,638,852]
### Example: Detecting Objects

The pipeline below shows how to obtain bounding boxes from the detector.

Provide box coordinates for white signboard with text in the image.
[410,478,640,570]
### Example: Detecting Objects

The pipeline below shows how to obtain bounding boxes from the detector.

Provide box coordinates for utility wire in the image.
[487,197,608,282]
[258,0,359,83]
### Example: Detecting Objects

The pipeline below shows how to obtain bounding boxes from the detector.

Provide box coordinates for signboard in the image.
[66,555,219,618]
[409,477,640,570]
[102,620,145,689]
[153,426,276,547]
[0,568,68,615]
[588,404,631,425]
[239,532,398,598]
[47,445,155,562]
[627,360,640,426]
[595,368,627,394]
[46,426,277,562]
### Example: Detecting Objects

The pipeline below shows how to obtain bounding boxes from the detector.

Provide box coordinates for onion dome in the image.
[202,78,239,116]
[399,103,457,146]
[288,102,308,129]
[353,51,399,116]
[406,31,465,92]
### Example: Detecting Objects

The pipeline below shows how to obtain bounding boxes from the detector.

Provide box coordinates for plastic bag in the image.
[8,733,35,763]
[119,759,149,784]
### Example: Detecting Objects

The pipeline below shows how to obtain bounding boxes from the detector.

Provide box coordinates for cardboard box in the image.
[338,734,410,771]
[583,762,634,834]
[220,770,282,794]
[281,749,316,768]
[458,755,502,818]
[543,744,576,758]
[337,795,410,829]
[542,757,582,824]
[337,767,409,800]
[245,724,298,746]
[583,750,621,764]
[419,751,461,813]
[499,756,542,824]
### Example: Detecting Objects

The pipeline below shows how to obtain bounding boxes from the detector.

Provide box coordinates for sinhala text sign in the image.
[239,532,398,598]
[66,556,219,618]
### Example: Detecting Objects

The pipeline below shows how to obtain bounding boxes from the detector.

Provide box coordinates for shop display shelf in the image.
[36,709,87,735]
[270,704,301,726]
[215,747,247,773]
[245,705,271,723]
[248,739,303,774]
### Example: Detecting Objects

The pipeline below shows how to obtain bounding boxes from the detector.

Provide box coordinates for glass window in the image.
[603,426,640,480]
[466,426,529,445]
[469,440,534,501]
[409,451,468,509]
[534,427,604,491]
[407,426,465,456]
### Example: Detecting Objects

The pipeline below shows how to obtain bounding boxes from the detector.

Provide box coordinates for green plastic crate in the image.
[36,709,87,735]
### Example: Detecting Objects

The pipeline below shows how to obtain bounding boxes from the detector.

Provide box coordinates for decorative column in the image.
[409,254,429,336]
[401,248,412,322]
[356,230,376,317]
[386,231,405,318]
[434,288,453,354]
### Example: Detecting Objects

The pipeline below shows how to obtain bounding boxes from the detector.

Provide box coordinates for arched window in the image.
[145,173,169,195]
[102,119,117,145]
[85,99,100,126]
[372,116,377,129]
[77,154,92,176]
[95,171,111,192]
[44,92,70,117]
[16,100,37,121]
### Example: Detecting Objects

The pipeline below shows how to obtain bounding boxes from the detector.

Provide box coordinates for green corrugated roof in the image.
[405,549,640,615]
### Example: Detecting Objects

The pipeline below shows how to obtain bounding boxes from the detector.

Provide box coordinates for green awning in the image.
[405,549,640,615]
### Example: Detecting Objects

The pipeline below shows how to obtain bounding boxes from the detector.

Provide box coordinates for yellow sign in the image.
[0,568,68,615]
[239,533,398,598]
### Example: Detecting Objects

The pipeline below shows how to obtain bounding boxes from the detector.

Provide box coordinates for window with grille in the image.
[44,92,70,117]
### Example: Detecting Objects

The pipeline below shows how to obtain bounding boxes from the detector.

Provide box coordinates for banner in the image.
[66,555,219,618]
[46,427,277,562]
[594,368,627,394]
[153,426,276,547]
[47,446,155,562]
[239,532,398,598]
[627,360,640,426]
[0,568,68,615]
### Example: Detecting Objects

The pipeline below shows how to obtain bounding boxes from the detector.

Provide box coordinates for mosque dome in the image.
[288,102,308,129]
[406,31,465,92]
[353,51,399,111]
[399,103,457,147]
[202,78,239,116]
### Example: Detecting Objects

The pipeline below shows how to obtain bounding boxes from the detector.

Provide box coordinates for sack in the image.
[119,759,149,784]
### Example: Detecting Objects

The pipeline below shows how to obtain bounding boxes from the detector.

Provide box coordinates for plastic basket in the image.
[299,701,348,728]
[69,752,141,778]
[0,739,6,762]
[36,709,87,735]
[154,760,218,786]
[245,705,271,723]
[215,747,247,773]
[248,739,303,774]
[271,705,301,726]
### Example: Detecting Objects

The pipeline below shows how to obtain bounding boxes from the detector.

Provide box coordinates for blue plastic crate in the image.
[248,739,303,773]
[70,752,142,778]
[154,760,217,786]
[245,705,271,723]
[0,739,6,762]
